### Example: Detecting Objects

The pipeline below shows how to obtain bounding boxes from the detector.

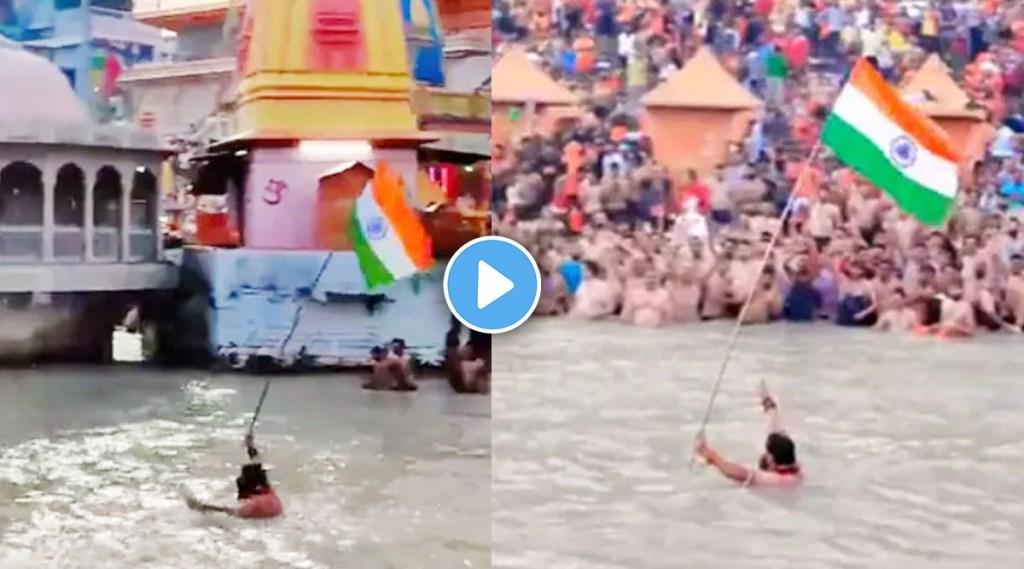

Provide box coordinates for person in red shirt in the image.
[677,169,710,215]
[695,386,803,488]
[186,434,284,519]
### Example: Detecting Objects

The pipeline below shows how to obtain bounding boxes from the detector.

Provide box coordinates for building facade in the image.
[0,0,162,107]
[119,1,238,143]
[0,37,175,362]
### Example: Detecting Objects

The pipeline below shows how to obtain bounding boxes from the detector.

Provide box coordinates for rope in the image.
[689,142,823,467]
[246,252,335,436]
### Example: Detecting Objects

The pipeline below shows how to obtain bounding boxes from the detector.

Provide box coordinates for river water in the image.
[493,319,1024,569]
[0,369,490,569]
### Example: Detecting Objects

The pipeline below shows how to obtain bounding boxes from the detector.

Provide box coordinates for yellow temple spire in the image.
[231,0,428,143]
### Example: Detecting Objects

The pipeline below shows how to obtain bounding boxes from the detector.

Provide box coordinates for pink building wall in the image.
[243,146,419,249]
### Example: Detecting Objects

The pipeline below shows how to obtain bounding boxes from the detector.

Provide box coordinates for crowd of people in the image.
[491,0,1024,338]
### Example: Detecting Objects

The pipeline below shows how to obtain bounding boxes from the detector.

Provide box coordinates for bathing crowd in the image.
[491,0,1024,337]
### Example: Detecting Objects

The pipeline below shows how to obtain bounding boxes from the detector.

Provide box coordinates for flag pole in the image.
[688,140,823,468]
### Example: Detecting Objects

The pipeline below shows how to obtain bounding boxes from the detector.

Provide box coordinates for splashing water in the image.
[0,369,490,569]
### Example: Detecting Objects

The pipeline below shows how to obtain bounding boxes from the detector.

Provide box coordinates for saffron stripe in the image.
[830,85,958,198]
[371,162,434,271]
[847,58,961,163]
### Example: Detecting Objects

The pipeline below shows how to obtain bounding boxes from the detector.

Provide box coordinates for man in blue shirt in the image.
[999,169,1024,207]
[560,255,584,295]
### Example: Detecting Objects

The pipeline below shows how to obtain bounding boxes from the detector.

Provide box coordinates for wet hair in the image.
[236,464,270,499]
[370,346,387,358]
[765,433,797,467]
[391,338,406,349]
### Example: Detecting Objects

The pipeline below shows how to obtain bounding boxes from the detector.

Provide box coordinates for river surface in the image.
[0,369,490,569]
[493,319,1024,569]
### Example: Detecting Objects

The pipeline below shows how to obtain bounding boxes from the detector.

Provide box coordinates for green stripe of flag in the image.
[822,115,953,227]
[350,208,395,290]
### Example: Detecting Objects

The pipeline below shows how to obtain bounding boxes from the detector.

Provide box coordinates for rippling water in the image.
[0,369,489,569]
[493,319,1024,568]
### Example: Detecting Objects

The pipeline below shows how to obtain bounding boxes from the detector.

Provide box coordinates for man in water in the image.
[389,338,414,377]
[694,387,802,487]
[186,434,284,518]
[364,345,417,391]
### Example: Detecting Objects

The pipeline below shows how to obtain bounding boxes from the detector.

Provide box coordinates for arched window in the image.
[93,166,123,260]
[130,168,158,260]
[93,166,122,227]
[54,163,86,259]
[130,168,157,228]
[0,161,44,226]
[0,161,44,260]
[55,163,85,227]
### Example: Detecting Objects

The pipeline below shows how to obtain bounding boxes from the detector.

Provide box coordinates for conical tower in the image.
[232,0,428,142]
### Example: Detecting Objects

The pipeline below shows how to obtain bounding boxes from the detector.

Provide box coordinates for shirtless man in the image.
[363,346,417,391]
[389,338,414,378]
[960,235,990,283]
[807,192,843,251]
[728,240,764,315]
[924,281,976,337]
[702,254,733,320]
[873,289,919,332]
[444,330,489,395]
[740,269,782,324]
[1005,254,1024,329]
[965,264,1017,333]
[185,434,284,519]
[572,261,619,318]
[668,260,703,323]
[622,274,670,327]
[695,386,802,488]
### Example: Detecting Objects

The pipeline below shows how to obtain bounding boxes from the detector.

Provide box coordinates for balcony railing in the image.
[54,227,85,260]
[129,229,158,262]
[0,226,43,261]
[93,227,121,261]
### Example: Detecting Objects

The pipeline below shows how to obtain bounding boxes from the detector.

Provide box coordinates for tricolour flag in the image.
[822,58,960,227]
[350,162,434,289]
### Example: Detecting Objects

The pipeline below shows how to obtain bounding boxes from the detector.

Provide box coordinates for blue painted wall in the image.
[184,248,454,366]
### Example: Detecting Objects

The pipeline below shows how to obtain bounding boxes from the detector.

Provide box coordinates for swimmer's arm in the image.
[701,448,754,484]
[762,395,786,435]
[765,406,786,435]
[193,501,241,517]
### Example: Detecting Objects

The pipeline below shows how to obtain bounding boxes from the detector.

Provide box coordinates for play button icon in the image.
[477,260,514,309]
[443,236,541,334]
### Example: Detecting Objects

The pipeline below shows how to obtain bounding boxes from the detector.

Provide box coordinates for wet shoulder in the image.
[750,470,803,488]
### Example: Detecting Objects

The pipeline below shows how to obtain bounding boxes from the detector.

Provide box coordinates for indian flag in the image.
[350,162,434,289]
[822,59,960,227]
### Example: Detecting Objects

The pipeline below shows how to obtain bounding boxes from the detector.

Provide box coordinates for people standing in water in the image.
[695,386,802,488]
[186,434,284,519]
[389,338,415,379]
[364,345,418,391]
[444,327,490,395]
